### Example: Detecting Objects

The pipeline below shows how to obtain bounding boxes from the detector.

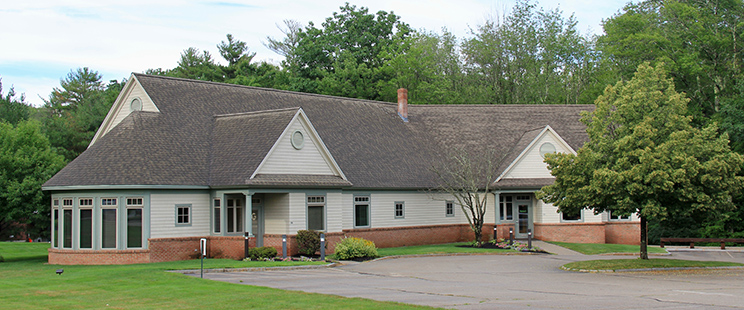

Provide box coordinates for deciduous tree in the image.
[537,64,744,259]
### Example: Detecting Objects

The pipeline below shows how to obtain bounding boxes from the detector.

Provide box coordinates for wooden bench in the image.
[660,238,744,249]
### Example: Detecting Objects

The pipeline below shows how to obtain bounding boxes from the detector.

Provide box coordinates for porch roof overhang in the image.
[493,178,554,190]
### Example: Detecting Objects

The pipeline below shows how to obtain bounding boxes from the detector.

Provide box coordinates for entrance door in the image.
[514,195,532,238]
[251,197,263,247]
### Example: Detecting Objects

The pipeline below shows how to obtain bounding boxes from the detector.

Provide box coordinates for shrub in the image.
[296,230,321,256]
[248,246,277,260]
[334,237,378,260]
[0,254,4,262]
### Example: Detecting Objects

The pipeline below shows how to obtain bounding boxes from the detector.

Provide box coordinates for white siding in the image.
[150,193,209,238]
[258,120,336,175]
[263,193,289,234]
[105,80,158,136]
[504,131,571,179]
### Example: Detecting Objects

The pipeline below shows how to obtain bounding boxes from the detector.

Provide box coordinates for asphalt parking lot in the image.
[195,242,744,309]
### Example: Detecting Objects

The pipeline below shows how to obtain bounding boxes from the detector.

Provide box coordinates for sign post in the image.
[200,238,207,278]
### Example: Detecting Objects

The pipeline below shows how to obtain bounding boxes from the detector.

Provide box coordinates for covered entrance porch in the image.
[495,192,534,239]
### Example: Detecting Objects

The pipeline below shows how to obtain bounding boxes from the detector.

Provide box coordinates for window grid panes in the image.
[394,202,404,219]
[126,198,143,206]
[445,201,454,217]
[101,198,117,206]
[177,205,190,224]
[499,195,514,221]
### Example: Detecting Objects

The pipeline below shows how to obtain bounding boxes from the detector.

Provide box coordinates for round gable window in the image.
[291,130,304,150]
[539,142,556,158]
[130,98,142,112]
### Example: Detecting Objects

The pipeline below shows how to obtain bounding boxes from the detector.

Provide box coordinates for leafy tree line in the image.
[1,0,743,243]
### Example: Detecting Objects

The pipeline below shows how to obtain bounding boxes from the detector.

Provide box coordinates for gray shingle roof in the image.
[44,74,592,190]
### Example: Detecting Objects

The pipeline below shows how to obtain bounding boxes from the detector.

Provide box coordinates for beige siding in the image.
[258,120,336,175]
[104,80,158,138]
[535,200,602,224]
[263,193,289,234]
[287,192,307,233]
[326,191,344,233]
[339,192,493,230]
[150,193,209,238]
[504,131,571,179]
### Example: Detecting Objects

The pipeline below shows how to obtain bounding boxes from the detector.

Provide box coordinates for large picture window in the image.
[354,196,370,227]
[307,196,325,231]
[226,198,243,233]
[561,209,582,222]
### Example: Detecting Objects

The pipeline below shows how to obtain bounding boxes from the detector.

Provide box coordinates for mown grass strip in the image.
[549,241,668,255]
[563,258,743,272]
[0,242,435,309]
[376,242,514,257]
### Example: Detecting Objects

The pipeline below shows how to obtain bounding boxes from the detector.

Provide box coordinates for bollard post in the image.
[244,232,250,260]
[494,227,498,241]
[320,233,326,261]
[527,229,532,250]
[509,228,514,245]
[282,234,287,259]
[200,238,207,279]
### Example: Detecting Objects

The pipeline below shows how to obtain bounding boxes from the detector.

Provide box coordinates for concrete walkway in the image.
[193,245,744,309]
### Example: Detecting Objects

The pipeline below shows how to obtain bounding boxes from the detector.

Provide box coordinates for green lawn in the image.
[0,242,434,309]
[549,242,669,255]
[376,242,513,257]
[563,258,743,271]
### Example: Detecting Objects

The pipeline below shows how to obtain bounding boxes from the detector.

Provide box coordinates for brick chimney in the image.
[397,88,408,122]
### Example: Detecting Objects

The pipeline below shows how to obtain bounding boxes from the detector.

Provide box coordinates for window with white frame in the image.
[354,196,370,227]
[126,197,143,248]
[445,201,454,217]
[62,199,73,249]
[79,198,93,249]
[176,204,191,226]
[307,195,325,231]
[394,202,404,219]
[100,197,118,249]
[226,198,243,233]
[213,198,221,233]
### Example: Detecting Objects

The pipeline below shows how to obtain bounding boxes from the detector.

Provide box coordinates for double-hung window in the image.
[176,204,192,226]
[213,198,221,233]
[445,201,454,217]
[394,202,404,219]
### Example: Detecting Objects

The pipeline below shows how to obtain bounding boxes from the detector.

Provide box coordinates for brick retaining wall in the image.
[48,248,150,265]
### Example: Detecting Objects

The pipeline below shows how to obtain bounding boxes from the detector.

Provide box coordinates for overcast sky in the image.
[0,0,629,106]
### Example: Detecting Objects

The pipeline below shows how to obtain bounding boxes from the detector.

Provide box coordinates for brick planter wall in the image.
[534,222,607,243]
[604,222,641,245]
[48,248,150,265]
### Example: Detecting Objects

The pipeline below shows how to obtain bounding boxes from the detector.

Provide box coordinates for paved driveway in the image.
[196,243,744,309]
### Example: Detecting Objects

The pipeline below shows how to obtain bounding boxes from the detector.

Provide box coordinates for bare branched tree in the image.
[430,148,504,247]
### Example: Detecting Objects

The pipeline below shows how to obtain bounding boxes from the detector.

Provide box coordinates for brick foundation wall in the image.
[48,248,150,265]
[534,222,607,243]
[207,236,255,259]
[494,223,516,241]
[341,224,491,248]
[604,222,641,245]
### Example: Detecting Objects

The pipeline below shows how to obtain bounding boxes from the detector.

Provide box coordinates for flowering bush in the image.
[491,238,541,252]
[334,237,379,260]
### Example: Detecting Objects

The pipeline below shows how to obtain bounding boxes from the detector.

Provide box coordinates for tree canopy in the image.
[537,63,744,258]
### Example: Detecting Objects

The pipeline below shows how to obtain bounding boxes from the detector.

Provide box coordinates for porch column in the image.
[494,191,501,224]
[244,192,253,237]
[220,192,227,235]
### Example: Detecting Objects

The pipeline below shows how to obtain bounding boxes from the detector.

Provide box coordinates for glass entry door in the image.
[513,195,532,238]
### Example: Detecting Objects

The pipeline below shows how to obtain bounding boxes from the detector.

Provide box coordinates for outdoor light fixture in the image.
[56,269,64,275]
